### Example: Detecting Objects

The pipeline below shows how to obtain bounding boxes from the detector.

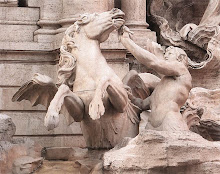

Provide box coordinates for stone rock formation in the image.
[0,114,42,174]
[35,147,104,174]
[182,87,220,141]
[148,0,215,68]
[12,156,43,174]
[0,114,16,142]
[103,130,220,174]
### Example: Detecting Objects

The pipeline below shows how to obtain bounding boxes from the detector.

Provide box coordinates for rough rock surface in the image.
[0,114,16,141]
[0,114,42,174]
[36,148,105,174]
[12,156,43,174]
[103,130,220,174]
[44,147,88,161]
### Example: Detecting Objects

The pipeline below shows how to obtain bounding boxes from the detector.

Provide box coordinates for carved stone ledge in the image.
[0,0,17,7]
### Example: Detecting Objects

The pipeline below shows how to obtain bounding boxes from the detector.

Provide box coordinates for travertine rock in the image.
[0,115,42,174]
[12,156,43,174]
[44,147,88,161]
[0,114,16,141]
[103,130,220,174]
[182,87,220,141]
[36,148,105,174]
[0,138,42,174]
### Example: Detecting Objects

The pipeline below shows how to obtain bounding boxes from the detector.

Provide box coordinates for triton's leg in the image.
[45,84,84,130]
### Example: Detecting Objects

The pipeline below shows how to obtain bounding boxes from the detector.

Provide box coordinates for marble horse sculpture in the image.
[12,9,141,149]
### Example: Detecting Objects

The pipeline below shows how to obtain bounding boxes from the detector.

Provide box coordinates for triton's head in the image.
[164,46,188,66]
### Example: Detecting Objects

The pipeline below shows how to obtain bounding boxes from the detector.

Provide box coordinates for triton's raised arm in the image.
[118,26,187,77]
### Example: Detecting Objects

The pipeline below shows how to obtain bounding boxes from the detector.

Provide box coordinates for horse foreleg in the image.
[89,77,128,120]
[45,84,84,130]
[106,81,128,113]
[89,77,109,120]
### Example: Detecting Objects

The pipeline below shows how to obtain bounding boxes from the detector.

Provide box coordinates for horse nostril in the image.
[111,8,118,13]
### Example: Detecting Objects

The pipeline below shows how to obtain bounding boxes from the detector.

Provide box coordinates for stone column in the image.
[121,0,149,29]
[121,0,156,73]
[120,0,156,44]
[60,0,111,28]
[34,0,62,43]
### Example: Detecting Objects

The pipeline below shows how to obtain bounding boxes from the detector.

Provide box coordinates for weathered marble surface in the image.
[0,114,42,174]
[103,130,220,174]
[0,114,15,141]
[182,87,220,141]
[36,147,104,174]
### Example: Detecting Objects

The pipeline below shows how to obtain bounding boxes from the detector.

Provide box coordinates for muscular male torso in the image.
[149,69,192,130]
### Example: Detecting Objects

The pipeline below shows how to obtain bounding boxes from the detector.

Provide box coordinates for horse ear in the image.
[77,14,91,25]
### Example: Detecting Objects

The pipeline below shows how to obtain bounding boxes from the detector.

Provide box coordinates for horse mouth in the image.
[112,14,125,29]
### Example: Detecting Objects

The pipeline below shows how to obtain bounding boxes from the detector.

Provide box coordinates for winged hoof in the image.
[44,111,60,131]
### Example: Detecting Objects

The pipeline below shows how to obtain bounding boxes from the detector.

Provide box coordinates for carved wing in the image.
[12,73,58,109]
[123,71,160,99]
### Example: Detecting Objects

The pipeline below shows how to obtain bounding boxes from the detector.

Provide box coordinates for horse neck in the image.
[73,34,104,59]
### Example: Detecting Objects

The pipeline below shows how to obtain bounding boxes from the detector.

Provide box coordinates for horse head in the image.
[77,8,125,42]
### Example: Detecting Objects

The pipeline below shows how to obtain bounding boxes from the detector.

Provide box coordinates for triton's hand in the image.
[118,25,133,42]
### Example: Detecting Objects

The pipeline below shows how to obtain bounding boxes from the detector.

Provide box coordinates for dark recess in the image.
[18,0,27,7]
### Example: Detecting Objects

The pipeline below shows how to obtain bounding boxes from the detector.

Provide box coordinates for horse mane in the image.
[56,14,91,88]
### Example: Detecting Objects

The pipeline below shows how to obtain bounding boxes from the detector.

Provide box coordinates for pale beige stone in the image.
[0,7,39,21]
[12,156,43,174]
[103,130,220,174]
[0,124,42,174]
[0,64,57,86]
[182,87,220,141]
[44,147,88,161]
[26,0,40,7]
[108,63,129,80]
[121,0,148,28]
[0,114,15,141]
[0,41,53,51]
[0,88,46,111]
[2,112,82,136]
[0,25,38,42]
[13,136,86,148]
